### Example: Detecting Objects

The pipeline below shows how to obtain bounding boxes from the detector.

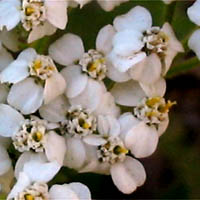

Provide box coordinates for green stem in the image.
[164,1,177,24]
[166,57,200,78]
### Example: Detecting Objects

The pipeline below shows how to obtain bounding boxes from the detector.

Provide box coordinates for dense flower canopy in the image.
[0,0,199,199]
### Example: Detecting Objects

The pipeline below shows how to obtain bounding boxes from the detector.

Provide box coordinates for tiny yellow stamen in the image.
[33,60,42,71]
[146,97,161,107]
[114,145,128,155]
[145,111,159,118]
[88,58,105,72]
[83,122,91,129]
[158,101,176,113]
[25,194,34,200]
[25,7,35,16]
[33,131,43,142]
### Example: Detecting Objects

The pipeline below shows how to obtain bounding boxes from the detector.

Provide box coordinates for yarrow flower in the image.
[0,48,66,114]
[106,6,184,85]
[0,0,68,43]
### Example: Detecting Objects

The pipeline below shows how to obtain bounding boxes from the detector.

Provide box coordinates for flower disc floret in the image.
[79,49,107,80]
[143,27,169,58]
[97,137,128,165]
[62,106,97,138]
[21,0,46,31]
[134,96,176,126]
[15,182,49,200]
[12,117,47,152]
[29,55,57,81]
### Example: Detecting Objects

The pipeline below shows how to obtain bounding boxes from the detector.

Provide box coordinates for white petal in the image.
[94,92,120,117]
[83,135,107,146]
[111,156,146,194]
[69,79,104,112]
[49,34,84,66]
[0,0,21,31]
[15,152,47,179]
[17,48,37,63]
[64,138,86,170]
[107,115,121,137]
[7,78,44,115]
[23,160,61,183]
[158,117,169,137]
[0,104,24,137]
[0,47,13,72]
[125,122,159,158]
[113,29,144,57]
[39,95,69,123]
[28,21,56,43]
[96,24,116,54]
[49,184,79,200]
[162,23,184,74]
[106,59,131,82]
[108,50,146,72]
[188,29,200,60]
[7,172,31,199]
[69,182,91,200]
[114,6,152,32]
[45,0,68,29]
[61,65,88,98]
[0,60,29,84]
[129,53,162,84]
[0,84,8,103]
[45,131,66,165]
[0,144,11,175]
[187,0,200,26]
[111,80,146,106]
[140,78,166,97]
[118,113,140,138]
[44,72,66,104]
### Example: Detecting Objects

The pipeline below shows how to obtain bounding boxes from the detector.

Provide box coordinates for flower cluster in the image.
[1,0,196,199]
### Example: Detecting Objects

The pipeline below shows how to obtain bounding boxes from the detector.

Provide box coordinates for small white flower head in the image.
[21,0,46,32]
[0,0,68,42]
[15,182,49,200]
[133,96,176,127]
[12,116,48,153]
[97,136,128,165]
[79,49,107,80]
[108,6,183,83]
[62,105,97,138]
[0,48,66,114]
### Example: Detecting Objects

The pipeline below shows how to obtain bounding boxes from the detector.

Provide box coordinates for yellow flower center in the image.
[33,131,43,142]
[25,7,35,16]
[88,58,105,72]
[25,194,35,200]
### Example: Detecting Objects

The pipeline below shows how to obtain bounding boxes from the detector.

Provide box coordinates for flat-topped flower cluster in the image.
[2,0,198,198]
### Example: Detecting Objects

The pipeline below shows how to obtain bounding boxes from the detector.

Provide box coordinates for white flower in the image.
[0,48,66,114]
[0,104,66,165]
[39,94,119,144]
[64,115,146,194]
[0,0,68,43]
[111,79,173,137]
[7,152,91,200]
[49,25,115,98]
[107,6,184,84]
[187,0,200,26]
